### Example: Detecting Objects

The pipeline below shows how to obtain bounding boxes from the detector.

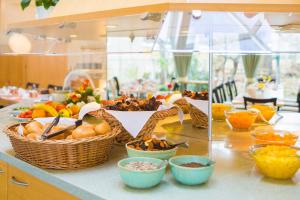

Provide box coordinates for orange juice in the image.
[212,103,233,120]
[251,104,276,122]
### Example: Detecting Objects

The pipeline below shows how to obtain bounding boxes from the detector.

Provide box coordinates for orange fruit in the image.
[32,109,46,118]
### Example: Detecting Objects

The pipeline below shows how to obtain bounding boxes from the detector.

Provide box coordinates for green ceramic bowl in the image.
[169,155,215,186]
[126,143,177,160]
[118,157,167,189]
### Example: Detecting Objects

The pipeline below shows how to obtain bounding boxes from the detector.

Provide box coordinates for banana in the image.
[33,104,58,117]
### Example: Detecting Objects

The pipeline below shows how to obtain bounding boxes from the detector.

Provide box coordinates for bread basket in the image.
[174,98,190,114]
[189,104,208,129]
[5,123,120,169]
[90,107,179,144]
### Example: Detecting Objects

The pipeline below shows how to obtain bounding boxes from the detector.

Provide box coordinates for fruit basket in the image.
[90,107,179,144]
[5,123,120,169]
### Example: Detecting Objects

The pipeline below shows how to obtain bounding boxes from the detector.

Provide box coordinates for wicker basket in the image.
[189,104,208,129]
[174,98,190,114]
[4,123,120,169]
[90,107,179,144]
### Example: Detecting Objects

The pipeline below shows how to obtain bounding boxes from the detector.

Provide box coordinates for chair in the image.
[243,96,277,109]
[26,82,39,89]
[212,84,227,103]
[225,80,238,101]
[47,84,63,91]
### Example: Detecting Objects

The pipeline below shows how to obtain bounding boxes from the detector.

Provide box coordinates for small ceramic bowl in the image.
[126,142,177,160]
[169,155,215,185]
[118,157,167,189]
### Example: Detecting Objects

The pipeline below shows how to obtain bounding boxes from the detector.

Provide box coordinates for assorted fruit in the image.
[250,104,276,122]
[212,103,233,120]
[251,145,300,179]
[17,101,81,119]
[253,129,298,146]
[225,110,258,130]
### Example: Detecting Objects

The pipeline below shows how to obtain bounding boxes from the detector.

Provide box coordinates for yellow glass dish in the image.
[212,103,233,121]
[251,104,276,122]
[250,145,300,179]
[225,110,258,130]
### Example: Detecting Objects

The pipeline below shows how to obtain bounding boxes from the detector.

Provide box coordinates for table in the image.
[0,102,300,200]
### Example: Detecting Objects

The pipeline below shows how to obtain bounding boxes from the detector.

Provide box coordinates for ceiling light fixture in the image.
[192,10,202,20]
[70,34,78,38]
[106,25,117,28]
[8,33,32,54]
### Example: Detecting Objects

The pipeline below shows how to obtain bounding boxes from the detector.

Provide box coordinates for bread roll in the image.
[66,135,73,139]
[72,125,96,139]
[25,121,43,135]
[26,133,41,140]
[94,121,111,135]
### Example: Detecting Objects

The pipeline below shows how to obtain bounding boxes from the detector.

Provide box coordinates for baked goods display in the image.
[102,96,162,111]
[17,120,112,140]
[182,90,209,100]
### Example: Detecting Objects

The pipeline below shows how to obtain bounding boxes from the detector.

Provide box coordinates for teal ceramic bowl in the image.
[126,143,177,160]
[118,157,167,189]
[169,155,215,186]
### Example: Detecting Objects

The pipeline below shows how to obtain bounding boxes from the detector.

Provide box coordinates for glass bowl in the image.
[212,103,233,121]
[250,144,300,179]
[250,104,276,122]
[225,110,258,130]
[252,129,298,146]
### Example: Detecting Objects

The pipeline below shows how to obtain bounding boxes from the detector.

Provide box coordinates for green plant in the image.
[21,0,59,10]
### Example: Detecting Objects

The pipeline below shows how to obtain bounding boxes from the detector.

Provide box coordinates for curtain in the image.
[242,54,261,85]
[173,52,192,90]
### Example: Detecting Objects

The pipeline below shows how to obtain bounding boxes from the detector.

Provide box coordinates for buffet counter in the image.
[0,102,300,200]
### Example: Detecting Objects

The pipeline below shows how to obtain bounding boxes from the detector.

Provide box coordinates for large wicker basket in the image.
[189,104,208,129]
[174,98,190,114]
[90,107,179,144]
[5,123,120,169]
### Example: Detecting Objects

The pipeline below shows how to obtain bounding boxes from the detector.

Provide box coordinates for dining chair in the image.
[230,80,238,97]
[212,84,227,103]
[297,90,300,112]
[26,82,39,89]
[47,84,63,91]
[243,96,277,109]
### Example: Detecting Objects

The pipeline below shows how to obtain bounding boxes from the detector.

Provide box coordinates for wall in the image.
[0,55,68,88]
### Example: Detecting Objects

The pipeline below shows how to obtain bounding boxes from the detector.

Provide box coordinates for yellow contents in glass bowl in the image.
[212,103,233,121]
[251,145,300,179]
[251,104,276,122]
[225,110,258,130]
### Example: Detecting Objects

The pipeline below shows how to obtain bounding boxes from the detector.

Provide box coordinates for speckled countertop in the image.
[1,102,300,200]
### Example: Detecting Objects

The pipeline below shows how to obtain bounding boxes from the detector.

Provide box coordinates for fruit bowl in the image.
[250,104,276,122]
[250,144,300,179]
[252,129,298,146]
[225,110,258,130]
[212,103,233,121]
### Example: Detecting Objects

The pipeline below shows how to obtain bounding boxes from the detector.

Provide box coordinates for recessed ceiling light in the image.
[106,25,117,28]
[70,34,77,38]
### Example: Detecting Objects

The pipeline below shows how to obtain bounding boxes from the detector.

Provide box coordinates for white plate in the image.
[34,117,77,126]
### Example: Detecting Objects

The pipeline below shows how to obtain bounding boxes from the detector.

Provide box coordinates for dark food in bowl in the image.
[182,90,209,100]
[128,137,174,151]
[180,162,207,168]
[103,96,162,111]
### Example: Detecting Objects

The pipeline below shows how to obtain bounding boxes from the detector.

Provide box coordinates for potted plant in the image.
[21,0,59,19]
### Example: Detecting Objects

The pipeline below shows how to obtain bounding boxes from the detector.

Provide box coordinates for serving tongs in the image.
[249,108,283,125]
[41,102,101,140]
[41,116,60,140]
